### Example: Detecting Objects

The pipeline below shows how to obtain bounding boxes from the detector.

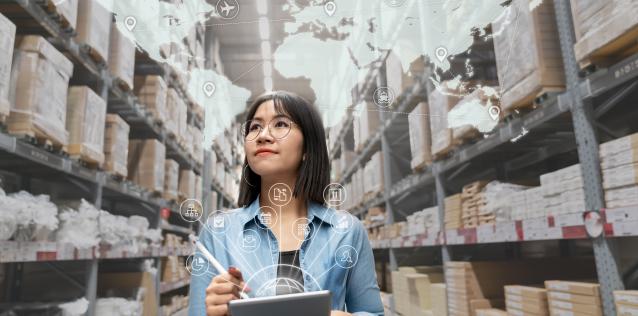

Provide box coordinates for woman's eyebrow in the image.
[251,114,290,121]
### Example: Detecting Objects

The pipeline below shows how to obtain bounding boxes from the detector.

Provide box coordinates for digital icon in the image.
[213,215,225,228]
[216,0,239,19]
[269,183,292,206]
[323,183,346,207]
[180,199,203,222]
[243,235,257,249]
[488,106,500,121]
[435,46,448,63]
[331,211,353,233]
[335,245,358,269]
[297,223,307,236]
[124,16,137,32]
[274,188,288,202]
[241,229,260,252]
[203,82,216,97]
[336,217,349,230]
[373,87,395,108]
[186,254,209,276]
[292,218,312,241]
[260,212,272,226]
[324,1,336,17]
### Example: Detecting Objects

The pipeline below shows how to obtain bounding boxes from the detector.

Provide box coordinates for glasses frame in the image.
[242,117,296,141]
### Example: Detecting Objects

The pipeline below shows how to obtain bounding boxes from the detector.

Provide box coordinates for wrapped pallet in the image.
[8,35,73,147]
[165,88,179,137]
[103,114,129,178]
[385,52,426,98]
[571,0,638,68]
[135,76,168,125]
[45,0,78,30]
[163,159,179,202]
[66,86,107,166]
[493,0,565,112]
[428,84,462,158]
[178,169,196,200]
[363,151,384,197]
[76,0,111,63]
[190,125,204,165]
[177,97,188,146]
[108,23,136,91]
[128,139,166,193]
[0,13,16,122]
[195,175,202,202]
[408,102,432,171]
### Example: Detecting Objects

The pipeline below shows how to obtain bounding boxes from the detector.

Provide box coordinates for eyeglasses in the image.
[242,117,295,141]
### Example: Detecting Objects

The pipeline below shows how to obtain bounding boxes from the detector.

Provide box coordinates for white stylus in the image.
[189,234,250,299]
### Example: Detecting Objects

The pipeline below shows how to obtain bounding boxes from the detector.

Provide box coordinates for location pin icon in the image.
[124,16,137,32]
[435,46,448,63]
[488,106,500,121]
[324,1,336,17]
[203,82,216,97]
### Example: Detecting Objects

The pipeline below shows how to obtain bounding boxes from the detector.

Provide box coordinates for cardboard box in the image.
[190,125,204,165]
[195,175,202,202]
[8,35,73,146]
[98,272,157,316]
[547,290,601,306]
[602,162,638,190]
[493,0,564,111]
[76,0,111,63]
[108,23,136,91]
[432,284,448,316]
[548,299,602,315]
[353,101,380,151]
[409,102,432,170]
[600,133,638,157]
[363,151,384,196]
[103,114,129,178]
[135,76,168,125]
[475,309,508,316]
[178,169,196,200]
[163,159,179,202]
[0,13,15,120]
[66,86,107,166]
[385,52,425,96]
[617,303,638,316]
[545,281,600,297]
[429,84,462,157]
[46,0,78,30]
[391,266,444,316]
[614,290,638,307]
[128,139,166,193]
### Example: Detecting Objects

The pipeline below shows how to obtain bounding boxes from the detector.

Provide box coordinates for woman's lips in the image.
[255,151,276,157]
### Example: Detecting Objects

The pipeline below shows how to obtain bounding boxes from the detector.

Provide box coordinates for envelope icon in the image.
[243,234,257,249]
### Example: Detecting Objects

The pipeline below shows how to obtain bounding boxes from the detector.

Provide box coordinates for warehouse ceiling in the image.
[209,0,317,105]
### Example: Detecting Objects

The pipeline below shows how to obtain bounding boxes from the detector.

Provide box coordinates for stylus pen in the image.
[189,234,250,299]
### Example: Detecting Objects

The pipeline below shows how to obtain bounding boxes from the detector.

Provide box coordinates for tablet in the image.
[228,290,331,316]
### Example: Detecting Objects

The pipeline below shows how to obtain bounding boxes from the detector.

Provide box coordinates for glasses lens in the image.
[243,120,262,141]
[270,117,292,139]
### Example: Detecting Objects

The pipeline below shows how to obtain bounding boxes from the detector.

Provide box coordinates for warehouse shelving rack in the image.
[0,0,236,315]
[329,1,638,315]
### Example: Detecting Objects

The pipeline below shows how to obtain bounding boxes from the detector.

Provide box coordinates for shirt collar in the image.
[238,195,337,228]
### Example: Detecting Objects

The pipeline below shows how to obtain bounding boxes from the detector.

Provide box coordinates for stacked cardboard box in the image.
[190,125,204,165]
[128,139,166,193]
[0,13,15,122]
[103,114,130,178]
[408,102,432,171]
[391,266,444,316]
[461,181,488,228]
[600,133,638,208]
[540,164,585,216]
[570,0,638,67]
[165,88,179,137]
[504,285,548,316]
[66,86,107,166]
[545,281,602,316]
[450,89,497,143]
[523,187,546,220]
[432,284,448,316]
[445,194,463,230]
[352,101,380,152]
[385,52,426,97]
[45,0,78,30]
[161,256,188,283]
[614,290,638,316]
[208,191,218,212]
[177,97,188,147]
[108,23,136,91]
[492,0,565,112]
[163,159,179,202]
[135,76,168,125]
[8,35,74,147]
[76,0,111,63]
[429,83,462,158]
[363,151,384,199]
[475,310,508,316]
[178,169,196,200]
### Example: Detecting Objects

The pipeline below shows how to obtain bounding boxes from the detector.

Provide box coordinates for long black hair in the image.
[237,91,330,207]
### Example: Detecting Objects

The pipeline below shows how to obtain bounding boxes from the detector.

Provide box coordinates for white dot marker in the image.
[488,106,500,121]
[324,1,336,17]
[203,82,216,97]
[124,16,137,32]
[435,46,448,63]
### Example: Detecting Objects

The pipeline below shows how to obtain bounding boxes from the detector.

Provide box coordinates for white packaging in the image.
[56,199,100,249]
[108,23,135,90]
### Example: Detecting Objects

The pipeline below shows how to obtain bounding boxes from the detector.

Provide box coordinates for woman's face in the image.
[244,100,304,179]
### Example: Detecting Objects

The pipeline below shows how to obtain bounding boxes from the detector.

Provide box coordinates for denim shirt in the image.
[188,197,384,316]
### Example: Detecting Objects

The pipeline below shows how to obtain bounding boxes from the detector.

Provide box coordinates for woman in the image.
[189,91,384,316]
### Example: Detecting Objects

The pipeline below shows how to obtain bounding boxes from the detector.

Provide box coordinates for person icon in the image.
[340,250,353,264]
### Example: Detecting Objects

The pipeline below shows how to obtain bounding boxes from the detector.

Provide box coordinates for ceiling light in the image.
[259,17,270,40]
[263,61,272,77]
[257,0,268,15]
[264,77,273,91]
[261,41,271,59]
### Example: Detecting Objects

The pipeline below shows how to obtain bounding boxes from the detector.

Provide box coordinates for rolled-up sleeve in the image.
[346,221,384,316]
[188,228,215,316]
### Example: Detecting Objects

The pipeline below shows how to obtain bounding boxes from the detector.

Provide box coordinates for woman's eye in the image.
[249,123,262,131]
[274,120,290,128]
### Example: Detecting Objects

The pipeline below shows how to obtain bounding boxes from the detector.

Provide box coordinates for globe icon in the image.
[255,277,305,297]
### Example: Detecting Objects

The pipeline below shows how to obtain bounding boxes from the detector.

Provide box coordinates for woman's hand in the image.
[330,311,352,316]
[205,267,249,316]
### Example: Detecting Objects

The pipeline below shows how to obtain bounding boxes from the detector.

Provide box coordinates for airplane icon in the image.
[219,0,236,18]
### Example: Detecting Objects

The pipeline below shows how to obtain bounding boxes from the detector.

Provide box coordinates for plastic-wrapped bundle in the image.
[134,75,167,124]
[145,228,163,247]
[56,199,100,249]
[95,298,142,316]
[66,86,107,166]
[482,181,530,222]
[0,188,17,241]
[103,114,130,178]
[58,297,89,316]
[108,23,135,90]
[163,159,179,202]
[76,0,111,63]
[128,139,166,193]
[98,211,135,249]
[10,191,58,241]
[128,215,150,252]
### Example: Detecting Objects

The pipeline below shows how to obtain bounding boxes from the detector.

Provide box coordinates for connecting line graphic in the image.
[314,263,338,282]
[305,208,340,272]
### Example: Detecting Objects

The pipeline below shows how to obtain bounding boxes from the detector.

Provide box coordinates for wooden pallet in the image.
[112,77,133,92]
[8,120,68,154]
[68,144,104,169]
[42,0,75,32]
[502,86,563,117]
[81,44,107,66]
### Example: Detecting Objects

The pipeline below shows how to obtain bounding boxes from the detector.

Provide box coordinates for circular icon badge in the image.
[207,210,230,234]
[180,199,203,223]
[335,245,358,269]
[186,253,210,276]
[373,87,395,108]
[330,210,355,234]
[323,183,347,208]
[257,206,277,230]
[240,229,261,253]
[291,218,314,242]
[268,183,293,207]
[216,0,240,20]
